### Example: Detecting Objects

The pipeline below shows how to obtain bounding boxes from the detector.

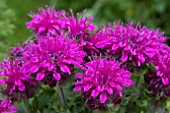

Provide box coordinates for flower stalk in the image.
[58,86,67,106]
[23,97,31,113]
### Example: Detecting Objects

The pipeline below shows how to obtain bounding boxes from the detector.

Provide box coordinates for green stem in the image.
[35,95,41,113]
[23,98,31,113]
[135,76,140,87]
[58,86,67,105]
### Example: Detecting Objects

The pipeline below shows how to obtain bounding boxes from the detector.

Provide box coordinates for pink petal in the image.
[36,72,45,81]
[91,89,99,98]
[119,92,123,97]
[19,84,25,91]
[6,107,18,113]
[60,64,70,74]
[15,80,22,86]
[121,52,128,62]
[75,81,83,85]
[41,61,48,67]
[75,73,84,78]
[137,60,141,66]
[145,51,154,58]
[30,57,39,62]
[110,82,122,92]
[0,80,6,86]
[100,92,107,103]
[47,64,53,71]
[30,65,39,73]
[76,57,83,64]
[73,86,82,92]
[124,44,131,50]
[157,71,163,77]
[112,44,119,50]
[1,100,8,107]
[107,87,113,95]
[162,77,169,85]
[78,51,86,58]
[53,72,61,81]
[70,60,82,69]
[38,27,45,33]
[138,54,145,63]
[96,40,112,48]
[84,85,92,92]
[98,86,104,92]
[87,23,95,31]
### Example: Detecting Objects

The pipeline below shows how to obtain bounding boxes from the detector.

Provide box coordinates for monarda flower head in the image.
[83,26,113,55]
[26,7,68,36]
[0,99,18,113]
[67,9,95,39]
[0,58,36,100]
[10,41,31,59]
[145,48,170,97]
[21,35,86,87]
[74,59,133,109]
[95,22,167,68]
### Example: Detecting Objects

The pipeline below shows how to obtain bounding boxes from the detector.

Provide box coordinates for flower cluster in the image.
[10,41,31,59]
[21,35,86,87]
[95,23,166,67]
[0,58,36,100]
[67,9,95,38]
[74,59,133,109]
[145,46,170,97]
[0,100,18,113]
[26,7,68,36]
[1,7,170,112]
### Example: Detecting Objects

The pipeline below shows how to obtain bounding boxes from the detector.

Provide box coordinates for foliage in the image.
[0,0,15,38]
[0,0,15,59]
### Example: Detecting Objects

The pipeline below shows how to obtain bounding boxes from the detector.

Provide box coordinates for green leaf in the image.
[16,103,27,113]
[146,62,156,71]
[133,65,148,77]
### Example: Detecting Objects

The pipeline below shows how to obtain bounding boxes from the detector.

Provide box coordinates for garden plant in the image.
[0,6,170,113]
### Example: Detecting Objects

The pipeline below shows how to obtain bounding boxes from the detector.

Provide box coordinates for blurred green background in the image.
[0,0,170,60]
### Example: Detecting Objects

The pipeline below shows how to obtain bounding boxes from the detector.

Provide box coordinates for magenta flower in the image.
[74,59,133,106]
[155,53,170,85]
[0,100,18,113]
[83,29,107,55]
[0,58,36,100]
[95,23,167,67]
[145,46,170,97]
[83,26,114,55]
[67,9,95,38]
[10,41,31,59]
[26,7,68,36]
[21,35,86,87]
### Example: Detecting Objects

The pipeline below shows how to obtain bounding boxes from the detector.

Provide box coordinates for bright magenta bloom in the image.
[10,41,31,59]
[95,23,166,67]
[0,58,36,100]
[67,9,95,38]
[155,54,170,85]
[0,100,18,113]
[21,35,86,86]
[144,44,170,97]
[26,7,68,36]
[74,59,133,105]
